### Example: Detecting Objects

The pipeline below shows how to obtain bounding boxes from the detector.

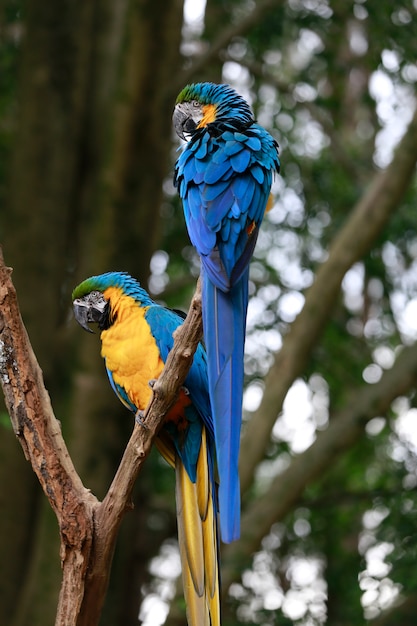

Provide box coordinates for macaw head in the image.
[72,271,153,333]
[173,82,254,140]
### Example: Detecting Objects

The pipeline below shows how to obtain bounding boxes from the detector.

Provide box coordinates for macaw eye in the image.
[192,100,200,108]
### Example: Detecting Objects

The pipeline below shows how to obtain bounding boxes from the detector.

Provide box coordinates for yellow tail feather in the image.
[155,433,176,469]
[156,429,221,625]
[175,429,221,626]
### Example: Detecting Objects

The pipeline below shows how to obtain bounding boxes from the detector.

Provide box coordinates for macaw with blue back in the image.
[173,82,280,543]
[72,271,220,626]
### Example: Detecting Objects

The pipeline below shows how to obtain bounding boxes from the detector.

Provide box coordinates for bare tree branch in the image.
[239,105,417,495]
[0,249,202,626]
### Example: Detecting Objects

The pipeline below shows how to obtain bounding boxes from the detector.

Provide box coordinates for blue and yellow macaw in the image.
[173,82,280,543]
[72,271,220,626]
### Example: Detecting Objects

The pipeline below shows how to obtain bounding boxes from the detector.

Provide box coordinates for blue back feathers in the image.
[174,83,280,292]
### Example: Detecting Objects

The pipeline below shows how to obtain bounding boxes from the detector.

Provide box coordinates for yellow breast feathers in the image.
[100,287,164,411]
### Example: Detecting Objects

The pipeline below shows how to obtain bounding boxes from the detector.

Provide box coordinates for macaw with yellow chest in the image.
[173,82,280,543]
[72,271,220,626]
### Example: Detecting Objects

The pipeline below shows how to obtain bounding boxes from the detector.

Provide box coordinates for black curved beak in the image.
[173,104,196,141]
[73,300,95,333]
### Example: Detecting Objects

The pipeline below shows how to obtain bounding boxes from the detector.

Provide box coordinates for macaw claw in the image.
[135,410,148,429]
[148,378,189,396]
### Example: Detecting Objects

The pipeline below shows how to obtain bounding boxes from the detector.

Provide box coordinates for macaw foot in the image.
[147,378,189,400]
[135,410,148,429]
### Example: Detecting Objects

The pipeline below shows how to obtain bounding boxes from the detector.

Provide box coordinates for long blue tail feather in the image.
[202,268,249,543]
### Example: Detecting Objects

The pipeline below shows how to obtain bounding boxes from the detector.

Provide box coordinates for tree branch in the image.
[0,248,203,626]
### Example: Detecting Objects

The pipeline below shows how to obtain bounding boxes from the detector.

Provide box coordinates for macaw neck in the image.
[190,117,254,143]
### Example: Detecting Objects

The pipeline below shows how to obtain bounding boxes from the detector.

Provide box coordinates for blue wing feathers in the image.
[204,158,232,184]
[205,188,234,228]
[230,148,251,173]
[195,136,209,159]
[251,163,265,184]
[144,307,212,424]
[234,131,248,143]
[224,140,244,156]
[231,175,253,200]
[245,135,262,151]
[201,252,230,293]
[203,179,230,201]
[176,122,278,286]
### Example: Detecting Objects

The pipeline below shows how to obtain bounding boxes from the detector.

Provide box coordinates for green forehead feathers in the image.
[72,278,96,301]
[175,83,217,106]
[176,84,200,104]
